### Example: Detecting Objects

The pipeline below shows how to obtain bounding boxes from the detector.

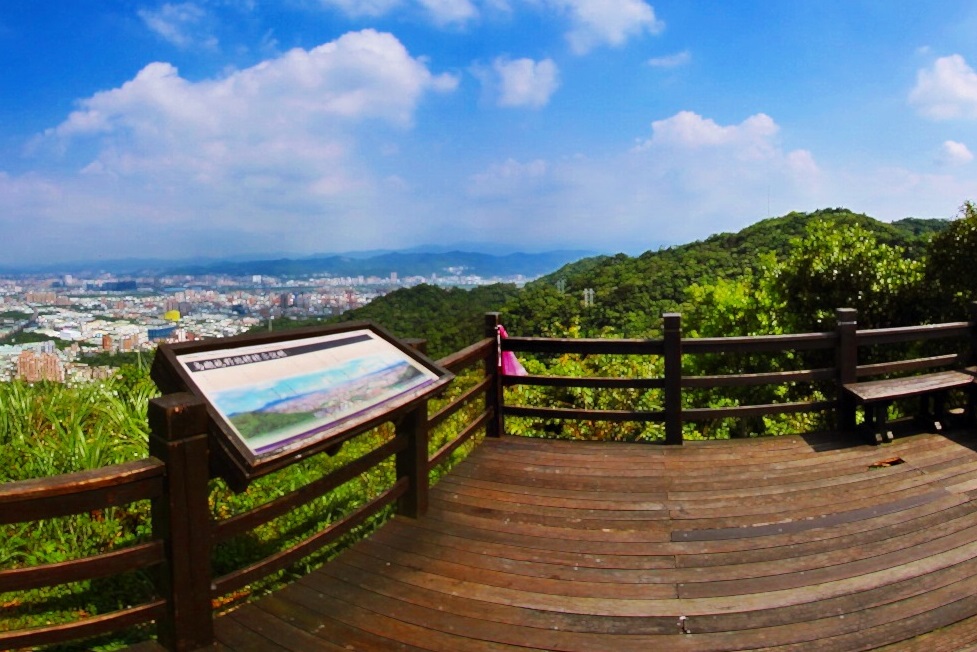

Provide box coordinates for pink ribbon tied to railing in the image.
[497,324,527,377]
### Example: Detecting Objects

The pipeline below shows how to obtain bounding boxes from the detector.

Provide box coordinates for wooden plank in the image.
[434,475,668,511]
[428,407,488,470]
[683,331,836,354]
[373,521,675,575]
[684,399,834,421]
[502,336,664,356]
[303,561,681,650]
[675,498,977,569]
[428,493,669,524]
[213,478,407,597]
[0,601,166,650]
[256,589,428,651]
[682,367,835,388]
[351,536,677,599]
[318,555,678,635]
[677,520,977,599]
[214,435,405,543]
[437,337,492,373]
[856,353,964,379]
[669,485,955,533]
[0,459,164,524]
[673,554,977,635]
[873,612,977,651]
[377,517,676,570]
[844,370,974,403]
[502,404,666,423]
[507,374,664,389]
[856,322,970,347]
[0,541,163,592]
[283,580,530,651]
[222,604,348,652]
[201,429,977,650]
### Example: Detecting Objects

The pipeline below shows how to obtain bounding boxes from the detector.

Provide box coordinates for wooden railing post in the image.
[485,312,503,438]
[663,312,683,445]
[395,400,429,518]
[148,393,214,652]
[836,308,858,432]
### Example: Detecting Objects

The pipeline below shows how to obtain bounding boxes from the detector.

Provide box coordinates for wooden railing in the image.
[500,307,977,440]
[2,308,975,650]
[0,317,500,651]
[0,459,168,650]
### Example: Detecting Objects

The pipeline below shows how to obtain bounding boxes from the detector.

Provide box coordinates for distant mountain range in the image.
[0,247,599,279]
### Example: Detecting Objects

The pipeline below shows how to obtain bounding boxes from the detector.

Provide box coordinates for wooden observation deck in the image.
[211,429,977,651]
[6,308,977,651]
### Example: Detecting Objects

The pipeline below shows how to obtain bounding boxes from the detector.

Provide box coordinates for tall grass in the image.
[0,366,159,648]
[0,367,155,482]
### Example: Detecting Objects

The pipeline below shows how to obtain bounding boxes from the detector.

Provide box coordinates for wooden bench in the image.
[843,369,975,444]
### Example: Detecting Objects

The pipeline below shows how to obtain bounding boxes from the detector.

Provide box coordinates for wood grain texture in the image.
[206,428,977,651]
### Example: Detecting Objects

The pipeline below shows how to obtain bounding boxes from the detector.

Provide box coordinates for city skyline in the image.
[2,1,977,265]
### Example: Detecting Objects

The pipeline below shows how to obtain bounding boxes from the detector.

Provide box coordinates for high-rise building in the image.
[17,350,65,383]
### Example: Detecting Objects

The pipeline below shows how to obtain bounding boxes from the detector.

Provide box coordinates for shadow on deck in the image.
[209,427,977,651]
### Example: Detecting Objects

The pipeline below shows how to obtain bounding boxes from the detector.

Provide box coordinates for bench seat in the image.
[843,370,975,444]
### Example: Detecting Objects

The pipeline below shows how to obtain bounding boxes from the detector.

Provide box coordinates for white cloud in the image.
[457,111,827,252]
[138,2,218,50]
[9,30,458,262]
[936,140,974,166]
[909,54,977,120]
[646,50,690,68]
[312,0,662,45]
[49,30,456,145]
[316,0,403,18]
[635,111,779,159]
[316,0,477,24]
[417,0,479,24]
[487,57,560,108]
[551,0,663,54]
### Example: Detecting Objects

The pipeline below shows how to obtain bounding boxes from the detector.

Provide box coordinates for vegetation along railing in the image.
[501,305,977,440]
[2,308,976,650]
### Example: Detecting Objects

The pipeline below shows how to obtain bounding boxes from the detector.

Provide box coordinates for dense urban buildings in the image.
[0,269,524,382]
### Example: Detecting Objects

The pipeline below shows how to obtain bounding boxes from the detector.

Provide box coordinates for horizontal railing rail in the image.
[499,307,977,440]
[427,319,498,470]
[212,478,409,598]
[0,459,168,650]
[682,331,837,354]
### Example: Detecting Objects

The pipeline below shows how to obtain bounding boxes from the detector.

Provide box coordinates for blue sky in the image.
[2,1,977,266]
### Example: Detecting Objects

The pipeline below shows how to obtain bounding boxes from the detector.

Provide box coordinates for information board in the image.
[152,322,452,486]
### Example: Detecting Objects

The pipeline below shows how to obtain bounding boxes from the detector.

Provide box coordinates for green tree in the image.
[770,220,924,331]
[924,200,977,320]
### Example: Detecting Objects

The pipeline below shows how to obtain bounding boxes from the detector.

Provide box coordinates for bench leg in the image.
[933,392,947,431]
[917,391,952,432]
[864,402,892,445]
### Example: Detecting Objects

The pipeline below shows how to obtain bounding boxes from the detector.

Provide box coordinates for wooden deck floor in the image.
[213,428,977,651]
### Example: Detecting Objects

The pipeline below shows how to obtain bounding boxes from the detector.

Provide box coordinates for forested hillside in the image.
[502,208,944,336]
[276,207,964,357]
[333,283,521,357]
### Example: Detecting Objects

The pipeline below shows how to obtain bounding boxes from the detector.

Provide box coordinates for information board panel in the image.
[152,322,452,486]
